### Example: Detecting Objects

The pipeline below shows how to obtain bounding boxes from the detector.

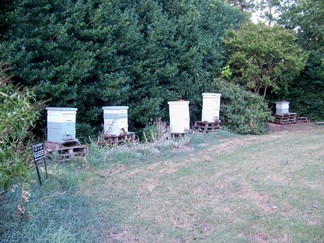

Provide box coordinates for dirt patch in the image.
[140,179,160,192]
[105,226,140,242]
[99,164,126,178]
[172,145,194,153]
[268,122,317,133]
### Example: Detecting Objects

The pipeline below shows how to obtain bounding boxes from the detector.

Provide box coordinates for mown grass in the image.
[0,132,221,242]
[1,127,323,242]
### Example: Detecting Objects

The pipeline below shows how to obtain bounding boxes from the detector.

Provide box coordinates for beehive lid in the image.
[275,101,289,105]
[102,106,129,110]
[46,107,77,111]
[202,93,221,97]
[168,100,190,105]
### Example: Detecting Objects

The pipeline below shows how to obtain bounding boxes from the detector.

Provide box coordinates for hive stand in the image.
[274,113,297,125]
[44,139,88,162]
[171,132,187,138]
[194,120,221,133]
[98,132,136,146]
[297,116,309,123]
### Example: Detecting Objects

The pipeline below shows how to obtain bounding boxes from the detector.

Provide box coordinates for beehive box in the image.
[102,106,129,136]
[276,101,290,115]
[202,93,221,122]
[168,100,190,133]
[46,107,77,143]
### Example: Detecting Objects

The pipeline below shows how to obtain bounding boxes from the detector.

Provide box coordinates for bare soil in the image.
[268,121,318,133]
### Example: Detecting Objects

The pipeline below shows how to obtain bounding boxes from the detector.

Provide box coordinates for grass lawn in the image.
[1,125,323,242]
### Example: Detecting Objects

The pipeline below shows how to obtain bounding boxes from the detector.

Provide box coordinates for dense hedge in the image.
[0,0,248,141]
[0,0,273,138]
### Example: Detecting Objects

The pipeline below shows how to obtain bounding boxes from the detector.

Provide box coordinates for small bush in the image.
[142,118,171,143]
[211,78,272,135]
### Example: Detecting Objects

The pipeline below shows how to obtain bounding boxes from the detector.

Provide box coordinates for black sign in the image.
[32,143,45,161]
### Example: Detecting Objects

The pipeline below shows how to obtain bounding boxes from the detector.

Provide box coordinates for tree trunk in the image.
[263,86,268,98]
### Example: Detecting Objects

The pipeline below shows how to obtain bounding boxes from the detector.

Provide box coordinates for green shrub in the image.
[0,63,41,192]
[211,78,272,135]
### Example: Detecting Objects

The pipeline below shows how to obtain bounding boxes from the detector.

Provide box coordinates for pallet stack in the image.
[101,106,136,146]
[45,140,88,162]
[194,120,221,133]
[274,113,297,125]
[98,132,136,146]
[193,93,222,133]
[297,116,308,122]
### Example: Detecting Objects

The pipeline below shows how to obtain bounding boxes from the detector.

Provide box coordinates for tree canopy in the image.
[278,0,324,119]
[223,22,307,97]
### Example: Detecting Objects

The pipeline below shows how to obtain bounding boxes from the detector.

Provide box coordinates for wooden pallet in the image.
[297,117,308,122]
[44,140,88,162]
[274,113,297,124]
[194,120,221,133]
[171,132,187,138]
[99,132,136,146]
[52,145,88,161]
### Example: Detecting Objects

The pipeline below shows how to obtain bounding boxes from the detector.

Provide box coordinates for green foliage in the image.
[279,0,324,52]
[221,65,232,80]
[278,0,324,120]
[257,0,281,26]
[211,78,272,134]
[0,0,245,141]
[222,0,256,12]
[285,51,324,120]
[0,63,41,192]
[223,22,307,98]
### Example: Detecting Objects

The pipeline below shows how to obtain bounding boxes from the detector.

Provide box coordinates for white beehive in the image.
[276,101,290,115]
[168,101,190,133]
[46,107,77,143]
[202,93,221,122]
[102,106,129,135]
